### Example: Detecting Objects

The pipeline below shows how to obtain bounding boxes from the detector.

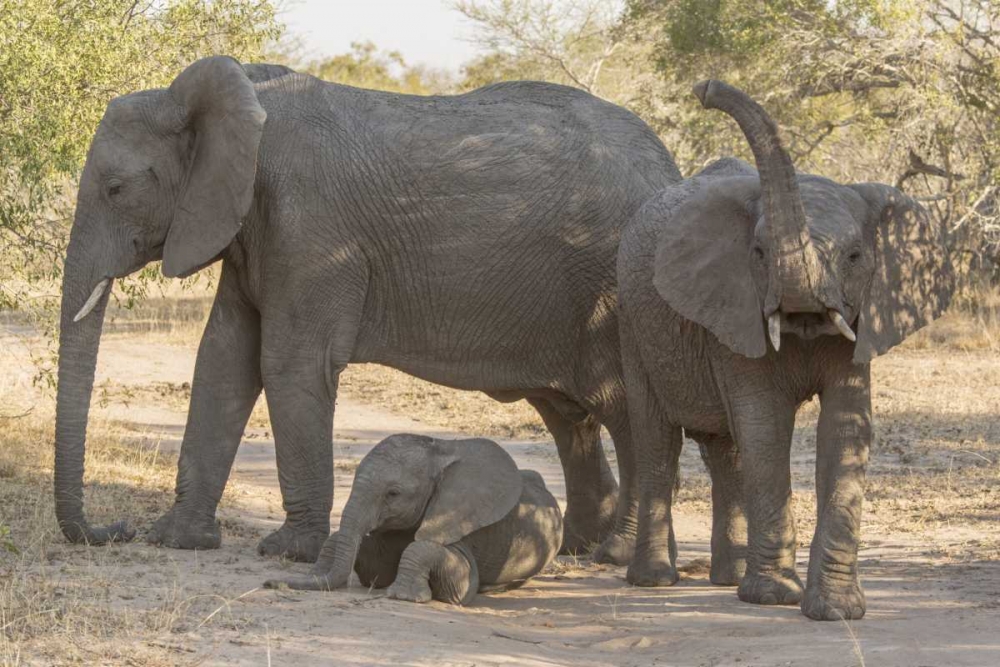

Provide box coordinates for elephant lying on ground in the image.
[618,81,954,620]
[264,434,562,604]
[52,56,682,563]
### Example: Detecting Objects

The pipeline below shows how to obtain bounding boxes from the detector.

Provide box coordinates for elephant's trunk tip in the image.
[263,575,336,591]
[692,80,716,107]
[59,518,136,545]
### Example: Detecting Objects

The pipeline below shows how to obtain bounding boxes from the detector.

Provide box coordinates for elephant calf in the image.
[264,434,562,604]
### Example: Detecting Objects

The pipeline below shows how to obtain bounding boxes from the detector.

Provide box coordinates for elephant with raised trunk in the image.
[618,81,953,620]
[53,56,681,563]
[265,434,562,604]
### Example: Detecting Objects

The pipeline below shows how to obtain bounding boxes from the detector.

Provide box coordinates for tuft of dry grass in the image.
[0,401,259,665]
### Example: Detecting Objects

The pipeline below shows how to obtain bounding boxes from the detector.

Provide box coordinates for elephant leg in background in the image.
[526,398,619,555]
[695,435,748,586]
[148,265,262,550]
[801,363,871,621]
[589,406,640,566]
[724,376,803,606]
[387,540,479,605]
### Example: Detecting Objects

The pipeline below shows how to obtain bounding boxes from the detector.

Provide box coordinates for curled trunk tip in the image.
[692,78,818,311]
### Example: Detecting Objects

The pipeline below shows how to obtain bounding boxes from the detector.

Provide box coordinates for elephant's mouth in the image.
[781,312,842,339]
[766,308,857,349]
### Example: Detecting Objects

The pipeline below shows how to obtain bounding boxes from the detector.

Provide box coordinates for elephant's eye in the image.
[752,247,765,261]
[847,250,862,264]
[107,182,123,199]
[385,489,400,499]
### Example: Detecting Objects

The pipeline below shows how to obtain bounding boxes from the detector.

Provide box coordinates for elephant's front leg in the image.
[727,387,803,606]
[148,266,261,550]
[387,541,479,605]
[801,363,871,621]
[622,330,682,586]
[255,362,337,562]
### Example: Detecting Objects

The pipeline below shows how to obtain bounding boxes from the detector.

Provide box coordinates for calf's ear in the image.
[849,184,954,363]
[416,439,523,546]
[652,177,768,358]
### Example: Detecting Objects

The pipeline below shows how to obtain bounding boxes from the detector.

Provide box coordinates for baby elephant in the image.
[264,434,562,604]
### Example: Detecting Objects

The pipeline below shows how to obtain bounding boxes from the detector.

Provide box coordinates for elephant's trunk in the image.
[53,223,135,545]
[265,489,375,591]
[693,80,820,314]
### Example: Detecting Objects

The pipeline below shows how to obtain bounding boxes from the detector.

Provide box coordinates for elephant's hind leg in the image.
[387,541,479,605]
[622,322,681,585]
[527,398,618,555]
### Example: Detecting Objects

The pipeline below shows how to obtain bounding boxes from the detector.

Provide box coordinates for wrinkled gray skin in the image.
[262,434,562,604]
[53,57,680,563]
[619,81,954,620]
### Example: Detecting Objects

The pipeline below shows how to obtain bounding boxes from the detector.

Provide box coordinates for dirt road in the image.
[3,324,999,666]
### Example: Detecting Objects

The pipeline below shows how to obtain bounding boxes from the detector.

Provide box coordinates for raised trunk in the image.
[693,80,819,313]
[53,232,134,544]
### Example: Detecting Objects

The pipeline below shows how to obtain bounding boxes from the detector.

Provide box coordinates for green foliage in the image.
[0,0,281,313]
[293,41,450,95]
[0,523,17,554]
[629,0,1000,266]
[458,0,999,271]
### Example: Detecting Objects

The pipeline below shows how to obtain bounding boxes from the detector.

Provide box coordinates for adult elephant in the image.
[53,57,681,564]
[618,81,954,619]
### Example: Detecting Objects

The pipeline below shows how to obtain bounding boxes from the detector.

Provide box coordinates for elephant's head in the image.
[53,57,291,545]
[652,80,954,362]
[279,434,524,591]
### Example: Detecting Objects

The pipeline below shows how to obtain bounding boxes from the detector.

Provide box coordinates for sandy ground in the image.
[2,321,999,666]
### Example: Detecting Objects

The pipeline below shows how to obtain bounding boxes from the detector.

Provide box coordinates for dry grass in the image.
[0,401,260,665]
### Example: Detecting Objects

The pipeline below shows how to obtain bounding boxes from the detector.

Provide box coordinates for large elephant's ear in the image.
[415,439,523,546]
[850,183,954,363]
[162,56,266,278]
[652,176,768,358]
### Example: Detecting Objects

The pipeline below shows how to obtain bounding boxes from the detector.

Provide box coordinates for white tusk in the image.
[829,310,857,343]
[73,278,110,322]
[768,313,781,352]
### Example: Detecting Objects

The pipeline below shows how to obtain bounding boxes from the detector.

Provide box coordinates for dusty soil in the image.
[1,309,999,666]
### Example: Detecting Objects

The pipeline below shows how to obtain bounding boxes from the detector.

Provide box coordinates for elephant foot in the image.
[591,531,636,566]
[560,492,619,555]
[801,582,866,621]
[146,508,221,550]
[387,576,434,604]
[737,569,804,606]
[257,523,328,562]
[626,553,678,587]
[709,551,746,586]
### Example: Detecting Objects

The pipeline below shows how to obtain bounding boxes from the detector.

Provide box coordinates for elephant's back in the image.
[465,469,562,588]
[253,74,679,396]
